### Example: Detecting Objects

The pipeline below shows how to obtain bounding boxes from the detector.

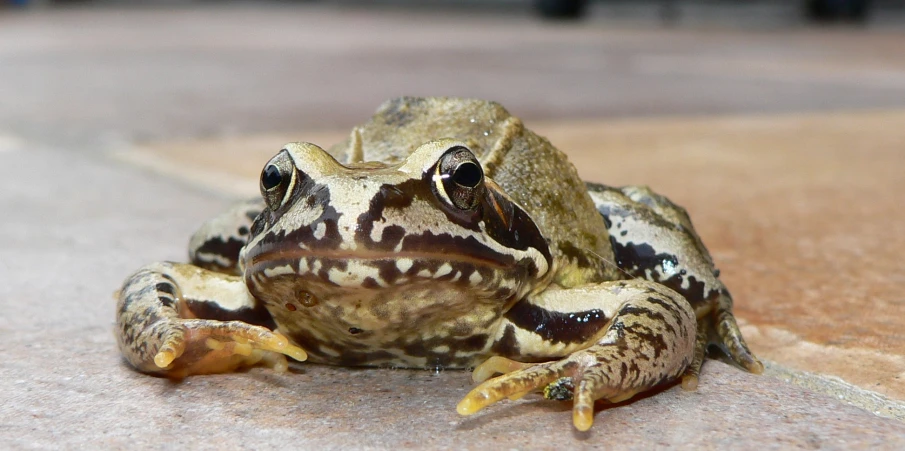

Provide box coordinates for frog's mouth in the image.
[244,231,543,292]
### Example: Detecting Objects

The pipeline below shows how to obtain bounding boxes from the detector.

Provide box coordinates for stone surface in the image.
[2,4,905,449]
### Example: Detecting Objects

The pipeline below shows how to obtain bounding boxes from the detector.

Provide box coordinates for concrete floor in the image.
[2,3,905,449]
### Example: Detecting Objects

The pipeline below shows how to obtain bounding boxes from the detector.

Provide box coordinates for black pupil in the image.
[262,164,282,190]
[452,162,482,188]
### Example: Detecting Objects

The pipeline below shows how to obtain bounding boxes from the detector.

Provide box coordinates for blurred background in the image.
[2,0,905,147]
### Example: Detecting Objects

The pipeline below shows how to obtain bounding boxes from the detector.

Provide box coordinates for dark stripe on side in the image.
[192,236,245,269]
[491,324,521,357]
[184,298,277,330]
[504,300,610,345]
[609,240,715,306]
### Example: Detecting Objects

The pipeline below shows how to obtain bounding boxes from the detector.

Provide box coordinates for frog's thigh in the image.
[116,261,306,377]
[585,183,762,376]
[585,183,719,305]
[188,199,264,275]
[461,280,695,431]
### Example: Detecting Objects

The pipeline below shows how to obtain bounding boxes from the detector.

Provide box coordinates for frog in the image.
[116,97,762,431]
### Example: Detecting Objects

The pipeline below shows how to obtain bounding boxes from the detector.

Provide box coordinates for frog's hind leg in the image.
[585,183,763,386]
[116,261,306,378]
[458,280,696,431]
[188,199,265,275]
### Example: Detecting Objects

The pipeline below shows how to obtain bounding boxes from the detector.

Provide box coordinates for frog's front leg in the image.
[458,280,695,431]
[586,183,763,387]
[116,261,306,378]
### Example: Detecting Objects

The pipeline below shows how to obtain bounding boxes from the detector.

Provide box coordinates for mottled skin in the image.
[116,97,762,431]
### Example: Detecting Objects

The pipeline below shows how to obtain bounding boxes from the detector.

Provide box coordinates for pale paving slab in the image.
[3,133,905,449]
[117,108,905,407]
[0,133,23,153]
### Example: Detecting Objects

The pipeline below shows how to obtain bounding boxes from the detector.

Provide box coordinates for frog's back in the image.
[327,96,618,285]
[327,97,514,163]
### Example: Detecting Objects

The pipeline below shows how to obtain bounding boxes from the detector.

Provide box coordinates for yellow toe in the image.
[456,391,491,416]
[573,405,594,432]
[154,350,176,369]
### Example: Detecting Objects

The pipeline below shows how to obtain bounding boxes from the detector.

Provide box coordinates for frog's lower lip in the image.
[246,247,511,273]
[245,231,521,272]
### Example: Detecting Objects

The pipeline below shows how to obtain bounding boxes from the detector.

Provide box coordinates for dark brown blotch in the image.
[490,324,521,358]
[184,298,277,330]
[504,299,610,346]
[155,282,175,296]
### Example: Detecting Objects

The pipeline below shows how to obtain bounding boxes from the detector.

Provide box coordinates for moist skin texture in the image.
[116,97,762,431]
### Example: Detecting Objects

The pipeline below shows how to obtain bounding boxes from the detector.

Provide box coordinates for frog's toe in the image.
[713,296,764,375]
[457,360,569,416]
[458,356,633,432]
[719,327,764,375]
[470,356,535,383]
[679,325,709,391]
[148,319,307,378]
[680,367,701,391]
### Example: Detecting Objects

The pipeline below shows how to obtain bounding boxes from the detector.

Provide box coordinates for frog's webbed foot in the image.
[460,351,660,432]
[458,282,696,431]
[458,357,579,422]
[150,319,307,378]
[682,290,763,389]
[116,262,307,378]
[714,293,763,374]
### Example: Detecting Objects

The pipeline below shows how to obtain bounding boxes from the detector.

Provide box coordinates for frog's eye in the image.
[261,164,282,191]
[260,151,295,211]
[435,146,484,211]
[452,161,482,188]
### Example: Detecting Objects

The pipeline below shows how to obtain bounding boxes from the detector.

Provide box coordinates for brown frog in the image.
[116,97,762,431]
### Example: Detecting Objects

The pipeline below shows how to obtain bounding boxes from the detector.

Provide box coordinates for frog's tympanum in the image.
[117,97,761,431]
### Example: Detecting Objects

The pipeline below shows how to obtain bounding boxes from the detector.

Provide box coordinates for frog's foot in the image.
[471,356,536,385]
[152,319,308,378]
[679,324,709,390]
[458,357,569,415]
[459,351,655,431]
[460,286,698,431]
[116,262,307,378]
[679,291,763,389]
[714,291,763,374]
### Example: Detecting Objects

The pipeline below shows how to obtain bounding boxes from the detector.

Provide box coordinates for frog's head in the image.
[242,139,552,309]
